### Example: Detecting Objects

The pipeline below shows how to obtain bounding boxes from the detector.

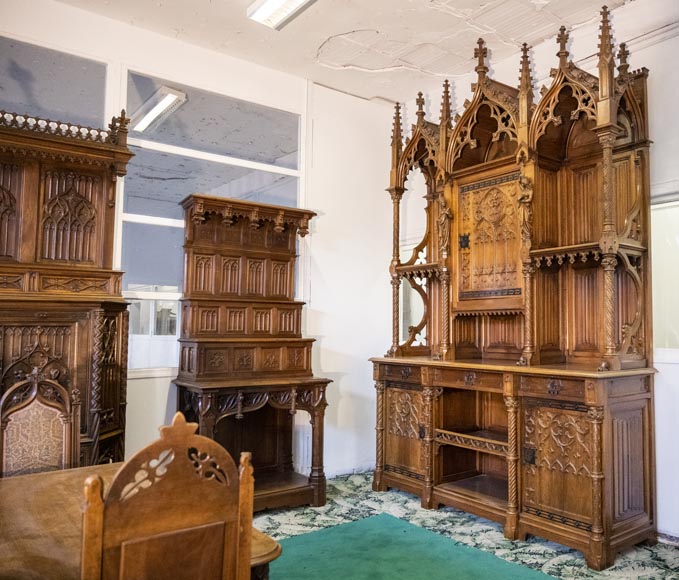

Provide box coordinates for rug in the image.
[270,513,555,579]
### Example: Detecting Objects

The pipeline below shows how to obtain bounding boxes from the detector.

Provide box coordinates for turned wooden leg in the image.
[309,406,327,506]
[198,393,217,438]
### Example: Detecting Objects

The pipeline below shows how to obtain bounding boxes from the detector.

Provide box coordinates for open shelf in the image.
[253,470,315,511]
[436,473,508,505]
[435,428,508,456]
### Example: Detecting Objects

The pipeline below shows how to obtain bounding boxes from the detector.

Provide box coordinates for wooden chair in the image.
[0,367,81,477]
[81,412,254,580]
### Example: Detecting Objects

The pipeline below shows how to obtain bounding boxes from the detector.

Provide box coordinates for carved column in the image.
[504,395,520,539]
[587,405,606,568]
[601,255,618,366]
[309,389,328,506]
[89,308,105,462]
[440,270,450,359]
[388,187,404,357]
[519,262,535,366]
[373,380,387,491]
[421,383,440,509]
[119,309,129,433]
[598,130,619,370]
[389,277,401,356]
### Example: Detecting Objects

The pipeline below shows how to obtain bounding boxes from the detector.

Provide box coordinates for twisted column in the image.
[373,381,386,491]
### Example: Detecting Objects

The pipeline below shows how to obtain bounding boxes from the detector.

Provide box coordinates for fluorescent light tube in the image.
[247,0,317,30]
[131,86,187,133]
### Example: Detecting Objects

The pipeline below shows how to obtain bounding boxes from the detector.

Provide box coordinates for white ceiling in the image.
[54,0,627,103]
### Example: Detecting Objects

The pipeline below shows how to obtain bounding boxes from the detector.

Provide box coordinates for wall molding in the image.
[128,367,178,380]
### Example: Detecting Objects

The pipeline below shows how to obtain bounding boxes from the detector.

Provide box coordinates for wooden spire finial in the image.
[391,102,403,146]
[474,38,488,79]
[391,102,403,165]
[416,92,426,125]
[519,43,533,93]
[440,80,451,130]
[617,42,630,77]
[598,5,614,58]
[598,5,616,101]
[556,26,569,68]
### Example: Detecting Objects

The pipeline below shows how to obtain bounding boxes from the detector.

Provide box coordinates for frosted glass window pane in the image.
[129,300,151,335]
[0,36,105,127]
[127,72,299,169]
[155,300,178,336]
[121,223,184,291]
[124,147,298,220]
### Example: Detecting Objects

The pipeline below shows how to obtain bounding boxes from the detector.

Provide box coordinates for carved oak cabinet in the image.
[371,10,655,570]
[0,109,133,467]
[175,194,331,511]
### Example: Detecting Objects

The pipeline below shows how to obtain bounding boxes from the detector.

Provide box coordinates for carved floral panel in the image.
[458,173,522,299]
[387,389,421,440]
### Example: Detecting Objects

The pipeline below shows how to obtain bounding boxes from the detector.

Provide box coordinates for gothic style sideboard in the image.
[371,9,655,570]
[0,109,133,467]
[175,194,331,511]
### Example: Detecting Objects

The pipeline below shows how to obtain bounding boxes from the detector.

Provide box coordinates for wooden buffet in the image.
[371,9,655,570]
[175,195,330,511]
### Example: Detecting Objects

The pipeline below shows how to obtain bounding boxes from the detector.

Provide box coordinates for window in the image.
[123,72,301,369]
[0,36,106,127]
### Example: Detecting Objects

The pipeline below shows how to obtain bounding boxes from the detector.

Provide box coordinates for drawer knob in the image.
[401,367,412,379]
[546,379,562,395]
[464,372,476,386]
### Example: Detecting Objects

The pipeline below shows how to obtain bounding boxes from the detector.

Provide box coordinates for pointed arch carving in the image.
[529,68,598,150]
[396,123,439,187]
[41,171,98,263]
[446,82,519,170]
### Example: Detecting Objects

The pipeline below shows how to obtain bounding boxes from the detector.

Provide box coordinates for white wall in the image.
[304,83,392,476]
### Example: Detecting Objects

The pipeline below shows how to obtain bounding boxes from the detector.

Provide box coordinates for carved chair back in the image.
[81,412,254,580]
[0,369,80,477]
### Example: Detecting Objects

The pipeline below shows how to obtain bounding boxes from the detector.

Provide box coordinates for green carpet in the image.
[270,514,554,580]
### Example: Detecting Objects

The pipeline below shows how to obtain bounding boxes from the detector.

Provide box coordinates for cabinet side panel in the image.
[535,269,562,361]
[611,405,646,522]
[567,164,601,246]
[533,169,559,248]
[614,155,635,231]
[570,266,601,357]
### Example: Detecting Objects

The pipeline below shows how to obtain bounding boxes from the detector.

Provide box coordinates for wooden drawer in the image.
[519,375,585,401]
[381,363,421,385]
[432,368,503,391]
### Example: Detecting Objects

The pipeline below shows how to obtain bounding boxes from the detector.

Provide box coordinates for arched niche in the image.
[535,84,600,164]
[399,168,429,347]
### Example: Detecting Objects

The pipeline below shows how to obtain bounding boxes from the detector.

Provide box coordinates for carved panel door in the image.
[521,399,594,531]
